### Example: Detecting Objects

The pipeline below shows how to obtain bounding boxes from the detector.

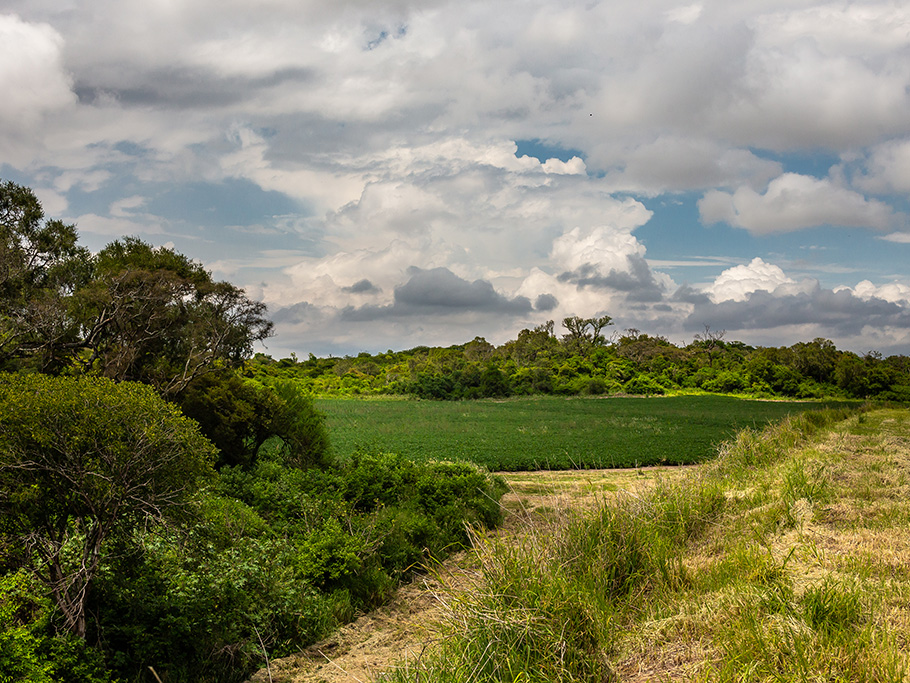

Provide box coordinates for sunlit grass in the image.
[317,395,851,470]
[385,405,910,682]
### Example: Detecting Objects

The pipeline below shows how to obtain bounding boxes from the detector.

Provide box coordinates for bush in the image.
[623,374,666,395]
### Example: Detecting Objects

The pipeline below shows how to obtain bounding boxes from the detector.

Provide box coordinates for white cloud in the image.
[551,226,645,274]
[73,213,166,238]
[0,14,75,154]
[838,280,910,306]
[853,138,910,195]
[666,4,703,26]
[707,257,797,302]
[698,173,895,234]
[609,137,782,193]
[541,156,586,175]
[5,0,910,356]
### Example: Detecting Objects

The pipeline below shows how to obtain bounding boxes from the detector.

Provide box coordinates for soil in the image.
[245,466,675,683]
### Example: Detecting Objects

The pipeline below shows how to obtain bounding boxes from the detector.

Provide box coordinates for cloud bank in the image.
[2,0,910,355]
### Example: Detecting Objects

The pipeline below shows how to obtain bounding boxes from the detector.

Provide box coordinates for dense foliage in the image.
[0,181,272,394]
[0,373,217,641]
[0,375,506,683]
[247,326,910,402]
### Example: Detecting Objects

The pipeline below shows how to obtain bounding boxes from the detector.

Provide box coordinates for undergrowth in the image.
[387,403,910,682]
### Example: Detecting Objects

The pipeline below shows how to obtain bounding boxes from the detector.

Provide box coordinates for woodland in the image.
[249,317,910,403]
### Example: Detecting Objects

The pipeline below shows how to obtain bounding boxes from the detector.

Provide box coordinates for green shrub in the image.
[622,374,665,395]
[0,571,53,683]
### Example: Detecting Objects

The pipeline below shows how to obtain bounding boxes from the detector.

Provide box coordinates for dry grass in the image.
[611,408,910,682]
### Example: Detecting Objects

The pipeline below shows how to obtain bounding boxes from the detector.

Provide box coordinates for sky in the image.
[3,0,910,358]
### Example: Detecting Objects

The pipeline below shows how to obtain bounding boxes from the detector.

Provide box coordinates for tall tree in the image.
[0,180,90,371]
[73,237,273,395]
[561,315,613,355]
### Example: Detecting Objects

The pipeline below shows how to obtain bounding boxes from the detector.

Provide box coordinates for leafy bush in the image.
[623,374,665,395]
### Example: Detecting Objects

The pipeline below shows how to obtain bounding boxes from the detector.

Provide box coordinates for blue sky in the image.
[2,0,910,357]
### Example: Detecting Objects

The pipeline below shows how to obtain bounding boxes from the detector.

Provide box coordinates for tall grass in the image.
[386,403,910,683]
[387,449,728,682]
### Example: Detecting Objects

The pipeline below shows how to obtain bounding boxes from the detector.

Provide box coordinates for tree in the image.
[501,321,558,366]
[177,372,330,470]
[0,181,90,371]
[0,373,216,639]
[0,180,273,395]
[561,315,613,355]
[692,324,726,366]
[72,237,273,395]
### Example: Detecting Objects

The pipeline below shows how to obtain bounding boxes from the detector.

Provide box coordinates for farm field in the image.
[315,394,849,470]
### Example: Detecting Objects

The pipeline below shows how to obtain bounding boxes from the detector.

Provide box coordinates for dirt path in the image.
[246,466,676,683]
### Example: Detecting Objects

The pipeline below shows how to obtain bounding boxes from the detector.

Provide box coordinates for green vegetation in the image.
[0,375,506,683]
[389,406,910,682]
[0,180,271,393]
[317,395,851,470]
[2,177,908,682]
[247,325,910,403]
[0,373,217,641]
[0,181,506,683]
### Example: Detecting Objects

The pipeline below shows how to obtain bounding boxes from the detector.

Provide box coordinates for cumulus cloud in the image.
[548,225,674,303]
[5,0,910,356]
[608,137,782,193]
[852,138,910,195]
[340,267,532,322]
[836,280,910,306]
[707,257,797,303]
[392,267,532,315]
[686,286,910,339]
[699,173,896,234]
[0,14,75,151]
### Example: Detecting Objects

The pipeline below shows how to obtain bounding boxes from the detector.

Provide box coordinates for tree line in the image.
[0,180,505,682]
[250,317,910,402]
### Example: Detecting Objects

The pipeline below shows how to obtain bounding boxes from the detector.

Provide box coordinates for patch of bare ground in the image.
[246,466,679,683]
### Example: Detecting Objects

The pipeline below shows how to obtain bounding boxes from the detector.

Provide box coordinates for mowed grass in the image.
[315,395,848,470]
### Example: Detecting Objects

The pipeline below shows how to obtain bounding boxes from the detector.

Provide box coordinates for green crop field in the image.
[315,395,849,470]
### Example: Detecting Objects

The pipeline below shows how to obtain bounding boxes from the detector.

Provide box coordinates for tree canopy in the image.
[0,181,272,394]
[0,372,216,639]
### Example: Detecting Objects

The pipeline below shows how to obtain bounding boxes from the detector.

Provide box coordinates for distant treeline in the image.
[249,317,910,402]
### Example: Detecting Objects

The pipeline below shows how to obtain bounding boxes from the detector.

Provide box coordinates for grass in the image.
[316,395,851,470]
[385,404,910,682]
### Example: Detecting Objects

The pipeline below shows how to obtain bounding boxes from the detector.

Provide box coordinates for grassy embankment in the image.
[317,395,853,470]
[387,405,910,682]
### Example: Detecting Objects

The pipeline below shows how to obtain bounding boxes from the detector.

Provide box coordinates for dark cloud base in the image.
[341,267,533,321]
[686,288,910,337]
